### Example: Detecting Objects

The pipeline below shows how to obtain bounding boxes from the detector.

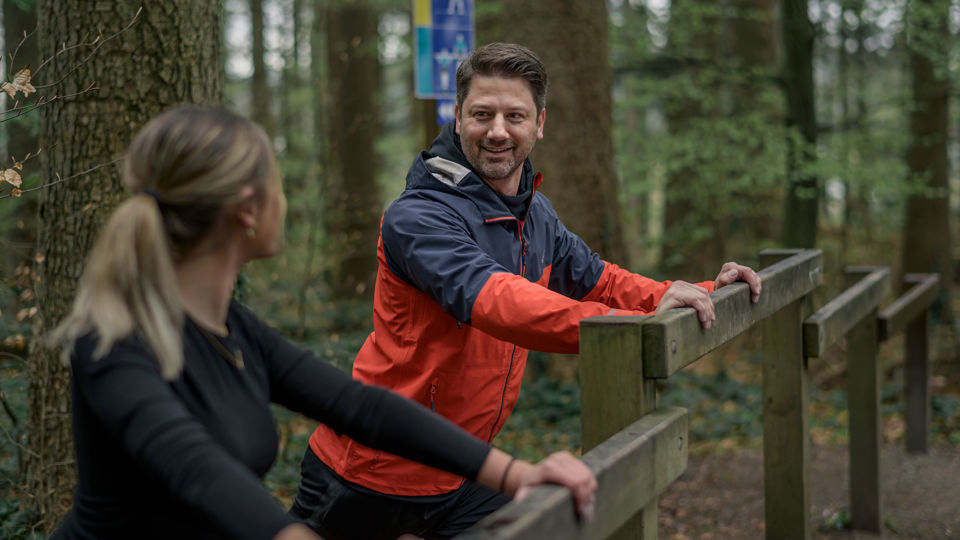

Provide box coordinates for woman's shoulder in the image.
[70,330,156,374]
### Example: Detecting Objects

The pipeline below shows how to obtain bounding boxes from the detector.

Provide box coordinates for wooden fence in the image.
[457,249,940,540]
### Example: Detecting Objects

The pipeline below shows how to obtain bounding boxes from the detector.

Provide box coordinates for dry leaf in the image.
[3,168,22,187]
[2,68,36,100]
[11,187,22,197]
[34,253,45,263]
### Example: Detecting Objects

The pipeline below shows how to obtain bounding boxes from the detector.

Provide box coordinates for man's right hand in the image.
[654,281,715,328]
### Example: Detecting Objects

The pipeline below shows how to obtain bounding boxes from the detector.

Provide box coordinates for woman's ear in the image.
[233,185,259,229]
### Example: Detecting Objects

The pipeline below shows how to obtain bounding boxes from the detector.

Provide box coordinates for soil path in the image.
[658,442,960,539]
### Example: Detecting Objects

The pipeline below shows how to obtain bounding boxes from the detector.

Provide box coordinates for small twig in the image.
[0,390,18,426]
[33,7,143,90]
[0,421,36,459]
[0,156,123,200]
[7,22,40,78]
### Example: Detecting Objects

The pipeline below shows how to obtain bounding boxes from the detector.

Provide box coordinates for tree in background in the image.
[251,0,274,139]
[903,0,951,303]
[500,0,627,264]
[25,0,222,531]
[322,0,381,302]
[781,0,818,248]
[633,0,783,280]
[660,0,726,280]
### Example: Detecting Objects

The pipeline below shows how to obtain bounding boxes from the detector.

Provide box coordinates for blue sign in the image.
[414,0,473,100]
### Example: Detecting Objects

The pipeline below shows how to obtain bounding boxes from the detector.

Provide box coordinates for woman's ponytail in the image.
[49,193,185,379]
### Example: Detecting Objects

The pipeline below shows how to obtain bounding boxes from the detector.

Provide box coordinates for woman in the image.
[49,106,596,540]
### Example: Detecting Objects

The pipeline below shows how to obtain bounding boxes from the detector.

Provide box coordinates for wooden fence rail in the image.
[456,253,939,540]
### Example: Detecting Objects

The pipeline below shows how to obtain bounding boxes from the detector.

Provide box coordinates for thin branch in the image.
[7,22,40,78]
[0,157,123,200]
[33,6,142,90]
[0,83,99,124]
[0,390,18,426]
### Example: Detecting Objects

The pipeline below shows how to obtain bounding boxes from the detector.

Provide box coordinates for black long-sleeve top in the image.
[52,300,491,540]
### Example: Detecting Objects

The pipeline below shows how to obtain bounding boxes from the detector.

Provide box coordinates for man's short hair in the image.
[456,42,548,113]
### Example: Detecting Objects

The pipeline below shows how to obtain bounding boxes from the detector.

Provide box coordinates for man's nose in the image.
[487,114,509,140]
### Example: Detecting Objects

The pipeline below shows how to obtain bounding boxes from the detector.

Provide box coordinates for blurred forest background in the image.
[0,0,959,537]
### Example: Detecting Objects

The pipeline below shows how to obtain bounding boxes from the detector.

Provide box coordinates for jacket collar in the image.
[405,122,538,222]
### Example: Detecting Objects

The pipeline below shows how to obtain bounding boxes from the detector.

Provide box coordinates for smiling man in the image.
[290,42,762,540]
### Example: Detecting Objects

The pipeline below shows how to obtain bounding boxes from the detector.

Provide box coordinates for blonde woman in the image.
[48,107,596,540]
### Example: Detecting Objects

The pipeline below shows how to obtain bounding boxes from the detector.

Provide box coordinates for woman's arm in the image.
[72,336,295,540]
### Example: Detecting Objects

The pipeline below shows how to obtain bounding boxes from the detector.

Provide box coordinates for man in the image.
[291,42,761,540]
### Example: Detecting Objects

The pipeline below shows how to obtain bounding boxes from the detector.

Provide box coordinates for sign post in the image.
[413,0,474,126]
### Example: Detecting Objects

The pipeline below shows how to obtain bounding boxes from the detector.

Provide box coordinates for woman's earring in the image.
[246,227,257,239]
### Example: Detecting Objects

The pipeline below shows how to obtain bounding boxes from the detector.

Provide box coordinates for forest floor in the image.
[658,438,960,539]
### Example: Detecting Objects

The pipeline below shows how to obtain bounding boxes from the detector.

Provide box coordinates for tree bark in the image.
[26,0,222,531]
[781,0,819,248]
[324,1,381,301]
[903,0,950,298]
[500,0,628,264]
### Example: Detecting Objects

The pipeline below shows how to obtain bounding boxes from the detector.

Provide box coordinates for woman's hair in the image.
[49,106,275,379]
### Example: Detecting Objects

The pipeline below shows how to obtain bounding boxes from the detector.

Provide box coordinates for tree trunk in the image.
[661,0,725,280]
[500,0,628,264]
[324,1,381,301]
[25,0,222,531]
[781,0,818,248]
[903,0,950,300]
[251,0,273,138]
[729,0,780,246]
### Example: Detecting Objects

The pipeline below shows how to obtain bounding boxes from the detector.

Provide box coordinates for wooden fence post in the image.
[580,316,656,539]
[761,297,810,540]
[848,306,881,531]
[878,273,938,454]
[801,266,888,533]
[905,308,929,453]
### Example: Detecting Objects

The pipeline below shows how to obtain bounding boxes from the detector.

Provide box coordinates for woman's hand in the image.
[478,448,597,521]
[272,523,323,540]
[512,451,597,522]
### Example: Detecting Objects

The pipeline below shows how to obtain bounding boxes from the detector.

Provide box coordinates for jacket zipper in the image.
[486,220,525,443]
[487,345,517,443]
[430,378,439,412]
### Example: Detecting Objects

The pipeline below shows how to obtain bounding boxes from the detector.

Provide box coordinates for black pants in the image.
[289,449,510,540]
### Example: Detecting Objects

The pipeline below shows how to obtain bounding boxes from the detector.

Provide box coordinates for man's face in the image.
[455,74,545,194]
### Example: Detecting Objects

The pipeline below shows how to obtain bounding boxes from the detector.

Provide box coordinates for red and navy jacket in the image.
[309,123,714,496]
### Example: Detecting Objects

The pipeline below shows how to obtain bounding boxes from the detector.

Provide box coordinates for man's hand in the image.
[655,281,715,328]
[713,261,762,303]
[654,262,762,329]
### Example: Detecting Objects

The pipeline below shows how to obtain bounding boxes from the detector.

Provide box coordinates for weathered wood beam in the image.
[456,407,688,540]
[877,273,939,342]
[580,315,653,450]
[642,249,823,378]
[803,266,889,358]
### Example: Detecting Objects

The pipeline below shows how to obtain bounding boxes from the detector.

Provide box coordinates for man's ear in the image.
[454,103,462,134]
[536,108,546,140]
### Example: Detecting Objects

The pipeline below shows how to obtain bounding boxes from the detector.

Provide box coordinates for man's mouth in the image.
[481,145,513,155]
